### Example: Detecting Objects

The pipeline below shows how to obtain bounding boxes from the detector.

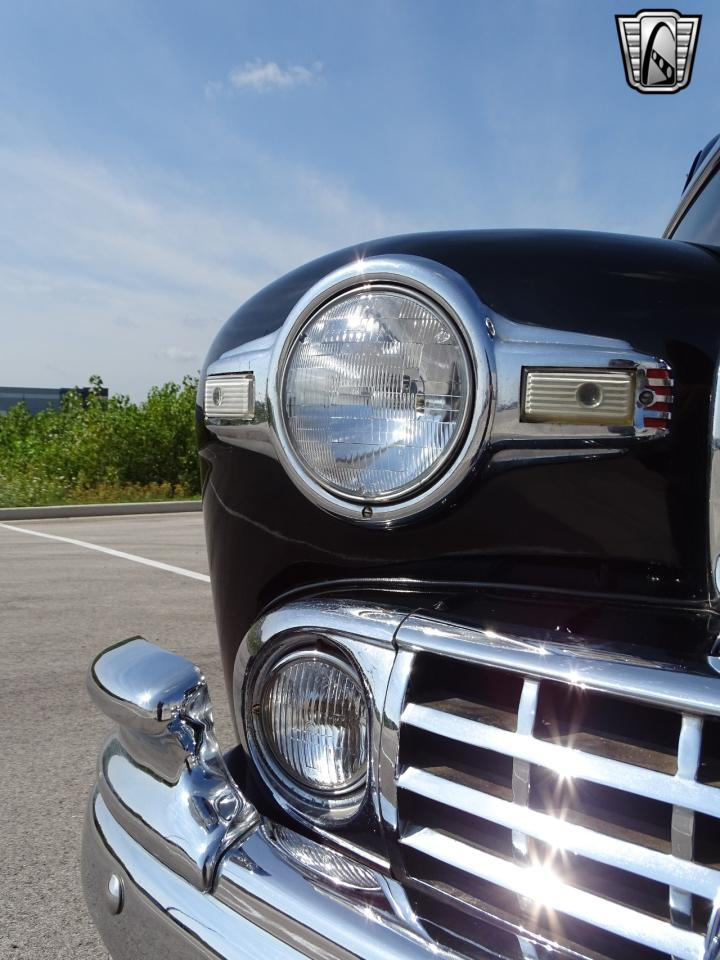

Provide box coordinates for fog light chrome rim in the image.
[246,646,370,825]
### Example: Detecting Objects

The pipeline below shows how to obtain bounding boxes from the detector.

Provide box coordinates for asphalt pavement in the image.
[1,512,233,960]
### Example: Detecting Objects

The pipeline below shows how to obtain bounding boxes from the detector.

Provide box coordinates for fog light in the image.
[256,651,368,794]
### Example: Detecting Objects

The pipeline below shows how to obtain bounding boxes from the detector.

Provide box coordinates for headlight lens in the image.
[281,285,471,502]
[257,652,368,793]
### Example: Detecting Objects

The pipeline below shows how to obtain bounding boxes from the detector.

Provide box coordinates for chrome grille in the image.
[389,617,720,960]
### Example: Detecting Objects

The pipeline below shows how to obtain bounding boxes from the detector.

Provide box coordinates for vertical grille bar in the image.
[512,679,540,863]
[670,715,703,932]
[512,679,540,958]
[394,621,720,960]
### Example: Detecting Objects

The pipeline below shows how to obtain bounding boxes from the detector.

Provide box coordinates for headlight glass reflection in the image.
[281,286,471,502]
[259,653,368,793]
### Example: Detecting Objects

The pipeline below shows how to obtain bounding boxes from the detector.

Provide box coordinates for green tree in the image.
[0,375,201,507]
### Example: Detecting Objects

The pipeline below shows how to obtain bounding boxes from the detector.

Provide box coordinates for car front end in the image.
[83,155,720,959]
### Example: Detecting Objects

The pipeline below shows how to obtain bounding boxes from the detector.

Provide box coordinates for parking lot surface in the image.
[1,512,233,960]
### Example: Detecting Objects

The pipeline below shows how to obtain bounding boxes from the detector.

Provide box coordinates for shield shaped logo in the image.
[616,9,701,93]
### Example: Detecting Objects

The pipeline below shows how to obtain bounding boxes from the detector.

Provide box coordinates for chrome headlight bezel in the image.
[244,643,371,826]
[267,255,495,525]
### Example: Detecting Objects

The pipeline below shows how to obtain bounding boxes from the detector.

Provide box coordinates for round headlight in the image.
[280,284,472,504]
[256,651,368,794]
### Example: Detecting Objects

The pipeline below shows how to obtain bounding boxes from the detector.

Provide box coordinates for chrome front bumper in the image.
[82,638,461,960]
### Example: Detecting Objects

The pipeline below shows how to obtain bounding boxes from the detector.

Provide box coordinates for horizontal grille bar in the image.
[398,766,720,899]
[403,702,720,818]
[397,618,720,717]
[392,618,720,960]
[401,827,704,960]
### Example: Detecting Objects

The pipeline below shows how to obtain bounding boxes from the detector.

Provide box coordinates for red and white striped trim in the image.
[642,368,673,429]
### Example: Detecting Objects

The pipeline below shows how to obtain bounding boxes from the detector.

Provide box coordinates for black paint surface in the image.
[198,229,720,688]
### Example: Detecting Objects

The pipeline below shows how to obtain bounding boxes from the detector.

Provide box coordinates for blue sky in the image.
[0,0,717,398]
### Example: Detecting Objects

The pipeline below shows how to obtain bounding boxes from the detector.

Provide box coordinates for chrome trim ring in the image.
[245,638,374,826]
[279,282,474,506]
[234,599,405,833]
[249,648,369,797]
[266,255,495,525]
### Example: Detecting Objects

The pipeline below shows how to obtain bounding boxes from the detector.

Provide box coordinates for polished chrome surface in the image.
[84,792,312,960]
[235,599,404,829]
[397,614,720,716]
[84,604,720,959]
[204,373,255,423]
[205,333,275,456]
[378,648,415,842]
[84,789,469,960]
[388,613,720,960]
[89,637,257,890]
[491,313,672,447]
[398,766,720,899]
[203,258,672,522]
[710,352,720,597]
[707,898,720,960]
[511,678,539,880]
[267,255,495,524]
[671,715,704,929]
[217,825,466,960]
[90,636,206,732]
[665,141,720,239]
[105,873,124,915]
[85,621,492,960]
[401,828,703,960]
[403,699,720,815]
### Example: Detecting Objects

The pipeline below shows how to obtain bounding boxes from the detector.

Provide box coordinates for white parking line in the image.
[0,522,211,583]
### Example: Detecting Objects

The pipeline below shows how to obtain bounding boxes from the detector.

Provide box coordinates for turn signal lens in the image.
[258,653,368,793]
[271,825,381,890]
[522,368,636,426]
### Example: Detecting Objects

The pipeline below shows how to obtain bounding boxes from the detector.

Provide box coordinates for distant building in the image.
[0,385,108,416]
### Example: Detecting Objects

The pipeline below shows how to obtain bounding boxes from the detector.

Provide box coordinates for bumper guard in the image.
[82,638,464,960]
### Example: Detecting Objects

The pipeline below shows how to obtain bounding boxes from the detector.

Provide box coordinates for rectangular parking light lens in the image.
[522,368,636,426]
[204,373,255,421]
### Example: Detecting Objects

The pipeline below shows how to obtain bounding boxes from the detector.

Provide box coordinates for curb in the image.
[0,500,202,521]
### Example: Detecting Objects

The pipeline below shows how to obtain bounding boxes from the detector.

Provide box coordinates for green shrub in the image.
[0,375,201,507]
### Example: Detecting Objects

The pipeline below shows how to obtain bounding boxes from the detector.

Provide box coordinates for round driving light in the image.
[280,285,472,503]
[258,652,368,793]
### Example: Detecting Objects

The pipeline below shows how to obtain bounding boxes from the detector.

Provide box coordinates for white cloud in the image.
[157,346,199,363]
[0,143,405,399]
[228,59,322,92]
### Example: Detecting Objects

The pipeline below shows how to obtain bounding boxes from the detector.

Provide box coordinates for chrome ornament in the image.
[204,256,674,523]
[266,255,495,524]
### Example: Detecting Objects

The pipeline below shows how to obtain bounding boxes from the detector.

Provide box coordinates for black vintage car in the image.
[83,137,720,960]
